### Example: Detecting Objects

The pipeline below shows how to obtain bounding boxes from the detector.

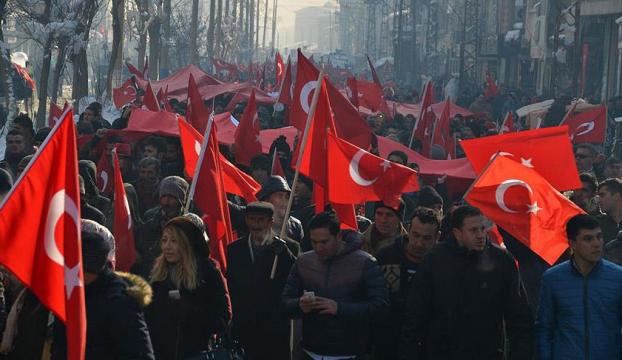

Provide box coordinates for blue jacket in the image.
[536,259,622,360]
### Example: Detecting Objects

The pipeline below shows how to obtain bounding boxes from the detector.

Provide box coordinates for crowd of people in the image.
[0,85,622,360]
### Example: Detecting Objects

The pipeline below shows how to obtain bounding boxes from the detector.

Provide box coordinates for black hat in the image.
[245,201,275,217]
[374,199,406,222]
[418,186,444,208]
[257,175,291,201]
[81,219,114,274]
[165,216,210,258]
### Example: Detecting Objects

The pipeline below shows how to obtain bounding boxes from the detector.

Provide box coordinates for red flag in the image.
[178,117,260,202]
[233,90,262,167]
[327,131,419,208]
[277,59,293,106]
[484,70,498,99]
[112,148,136,272]
[297,78,358,229]
[564,105,607,144]
[142,82,160,111]
[96,151,114,196]
[126,61,144,78]
[413,81,435,155]
[189,119,235,269]
[460,126,581,191]
[0,109,86,359]
[156,86,172,112]
[112,79,137,108]
[271,151,286,177]
[346,77,360,108]
[186,74,209,134]
[291,50,320,130]
[500,112,516,134]
[275,52,285,87]
[431,98,455,159]
[367,55,382,86]
[366,56,393,120]
[49,101,68,128]
[465,156,584,265]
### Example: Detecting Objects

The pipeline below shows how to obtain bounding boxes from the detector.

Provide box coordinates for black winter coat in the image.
[399,239,534,360]
[226,235,299,360]
[146,258,231,360]
[52,269,155,360]
[282,231,389,357]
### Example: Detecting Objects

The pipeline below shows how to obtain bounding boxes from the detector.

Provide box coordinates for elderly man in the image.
[227,202,299,360]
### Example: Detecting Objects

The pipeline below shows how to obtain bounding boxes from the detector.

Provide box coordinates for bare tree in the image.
[71,0,104,102]
[160,0,171,76]
[189,0,199,64]
[0,0,16,127]
[106,0,125,100]
[147,0,161,79]
[207,0,215,59]
[215,0,223,57]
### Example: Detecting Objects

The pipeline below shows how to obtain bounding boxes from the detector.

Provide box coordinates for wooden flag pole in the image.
[270,70,325,280]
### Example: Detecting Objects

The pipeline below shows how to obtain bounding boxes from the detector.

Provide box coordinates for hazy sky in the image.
[277,0,335,46]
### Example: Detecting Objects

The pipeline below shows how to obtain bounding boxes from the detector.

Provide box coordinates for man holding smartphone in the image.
[282,211,389,360]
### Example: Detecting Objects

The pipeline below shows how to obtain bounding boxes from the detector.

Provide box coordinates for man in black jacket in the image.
[282,211,389,359]
[53,221,155,360]
[374,207,441,359]
[227,202,299,360]
[399,205,534,360]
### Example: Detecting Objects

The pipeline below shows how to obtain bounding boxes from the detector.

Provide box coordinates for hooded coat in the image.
[52,269,155,360]
[282,231,389,357]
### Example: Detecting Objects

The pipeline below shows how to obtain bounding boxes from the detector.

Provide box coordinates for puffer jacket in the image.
[53,269,155,360]
[536,258,622,360]
[282,230,389,357]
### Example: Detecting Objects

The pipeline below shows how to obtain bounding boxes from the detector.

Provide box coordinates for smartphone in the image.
[168,289,181,300]
[303,290,315,302]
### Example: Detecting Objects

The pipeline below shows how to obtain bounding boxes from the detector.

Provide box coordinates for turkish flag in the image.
[275,52,285,87]
[460,126,581,191]
[189,119,235,270]
[499,112,516,134]
[178,117,260,202]
[291,50,320,130]
[432,98,455,159]
[277,59,293,106]
[465,156,584,265]
[297,78,357,229]
[186,74,210,134]
[414,81,435,155]
[327,131,419,208]
[366,55,393,121]
[112,79,136,109]
[271,151,286,177]
[96,150,113,196]
[126,61,144,79]
[564,105,607,144]
[112,148,136,272]
[234,90,262,167]
[157,85,173,112]
[142,82,160,111]
[48,101,69,128]
[346,77,360,108]
[0,108,86,359]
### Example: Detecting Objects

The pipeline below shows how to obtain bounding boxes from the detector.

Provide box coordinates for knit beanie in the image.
[159,176,189,204]
[81,219,115,273]
[374,199,406,222]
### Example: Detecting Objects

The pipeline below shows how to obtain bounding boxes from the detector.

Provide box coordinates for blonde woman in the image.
[146,216,231,360]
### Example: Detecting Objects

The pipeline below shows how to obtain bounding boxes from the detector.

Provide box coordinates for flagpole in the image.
[270,71,325,281]
[185,113,215,214]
